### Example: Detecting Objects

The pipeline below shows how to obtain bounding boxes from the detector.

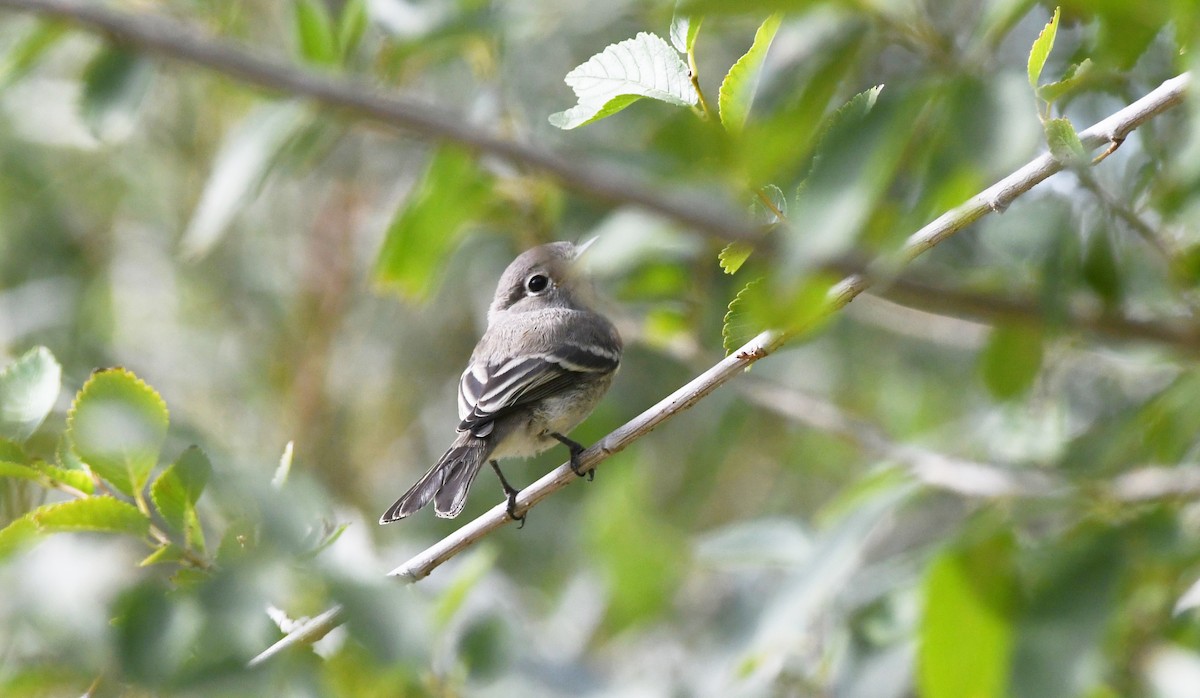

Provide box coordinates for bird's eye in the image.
[526,273,550,294]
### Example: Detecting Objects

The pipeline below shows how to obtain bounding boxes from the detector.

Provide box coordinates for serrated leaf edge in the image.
[717,14,783,133]
[723,277,765,355]
[1027,6,1060,89]
[65,367,170,494]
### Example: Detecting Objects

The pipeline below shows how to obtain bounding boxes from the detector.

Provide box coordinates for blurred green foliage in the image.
[2,0,1200,696]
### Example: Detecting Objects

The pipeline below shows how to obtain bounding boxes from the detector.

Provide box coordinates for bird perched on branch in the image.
[380,240,622,525]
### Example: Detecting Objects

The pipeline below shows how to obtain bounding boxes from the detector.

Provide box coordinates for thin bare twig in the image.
[247,605,344,668]
[0,0,758,242]
[895,73,1190,262]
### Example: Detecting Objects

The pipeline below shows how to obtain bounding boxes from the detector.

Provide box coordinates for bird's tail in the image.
[379,432,493,523]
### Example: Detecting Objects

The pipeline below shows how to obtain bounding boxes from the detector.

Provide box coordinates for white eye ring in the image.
[526,273,551,294]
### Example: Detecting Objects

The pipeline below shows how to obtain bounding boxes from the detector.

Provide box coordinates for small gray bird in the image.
[380,240,622,524]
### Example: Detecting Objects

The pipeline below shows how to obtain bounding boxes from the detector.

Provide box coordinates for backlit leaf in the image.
[669,14,702,55]
[0,345,61,442]
[373,147,493,299]
[33,496,151,536]
[67,368,169,496]
[550,32,697,129]
[1027,6,1060,89]
[35,461,94,494]
[0,514,40,561]
[0,460,41,482]
[1044,116,1086,166]
[1037,58,1094,105]
[919,535,1017,698]
[718,241,754,275]
[294,0,338,66]
[151,446,211,551]
[718,14,782,133]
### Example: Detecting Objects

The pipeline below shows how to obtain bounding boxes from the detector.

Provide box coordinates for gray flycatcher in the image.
[379,240,622,525]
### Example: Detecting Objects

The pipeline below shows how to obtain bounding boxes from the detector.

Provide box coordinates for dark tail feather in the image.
[379,433,491,524]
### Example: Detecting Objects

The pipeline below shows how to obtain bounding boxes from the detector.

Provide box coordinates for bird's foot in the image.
[551,432,592,481]
[489,460,525,528]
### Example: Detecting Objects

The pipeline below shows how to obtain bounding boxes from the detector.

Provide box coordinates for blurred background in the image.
[3,0,1200,695]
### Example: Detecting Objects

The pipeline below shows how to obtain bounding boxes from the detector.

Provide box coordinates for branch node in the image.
[1092,135,1125,165]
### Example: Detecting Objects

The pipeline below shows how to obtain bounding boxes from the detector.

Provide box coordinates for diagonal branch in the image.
[243,73,1194,666]
[385,72,1192,580]
[0,0,758,242]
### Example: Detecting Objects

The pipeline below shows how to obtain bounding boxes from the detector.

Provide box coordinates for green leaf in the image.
[1027,6,1060,89]
[80,46,154,140]
[919,535,1017,698]
[718,242,754,275]
[0,21,67,90]
[718,14,782,133]
[722,272,835,354]
[1037,58,1094,105]
[337,0,369,59]
[1044,116,1086,166]
[669,14,702,55]
[818,84,883,147]
[0,449,93,493]
[294,0,338,66]
[735,33,867,187]
[0,345,62,442]
[549,32,697,129]
[722,277,763,354]
[0,437,25,463]
[67,368,169,496]
[36,461,94,494]
[181,101,311,259]
[787,85,906,268]
[56,434,86,470]
[32,497,151,536]
[979,324,1044,400]
[373,147,493,299]
[0,460,42,482]
[151,446,211,552]
[0,514,40,561]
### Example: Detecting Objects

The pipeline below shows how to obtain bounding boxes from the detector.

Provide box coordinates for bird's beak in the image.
[573,237,598,261]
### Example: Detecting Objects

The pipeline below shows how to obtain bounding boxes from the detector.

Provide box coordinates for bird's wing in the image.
[457,342,619,434]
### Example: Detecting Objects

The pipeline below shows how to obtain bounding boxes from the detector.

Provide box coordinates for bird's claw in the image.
[505,492,526,529]
[490,460,526,529]
[551,432,593,481]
